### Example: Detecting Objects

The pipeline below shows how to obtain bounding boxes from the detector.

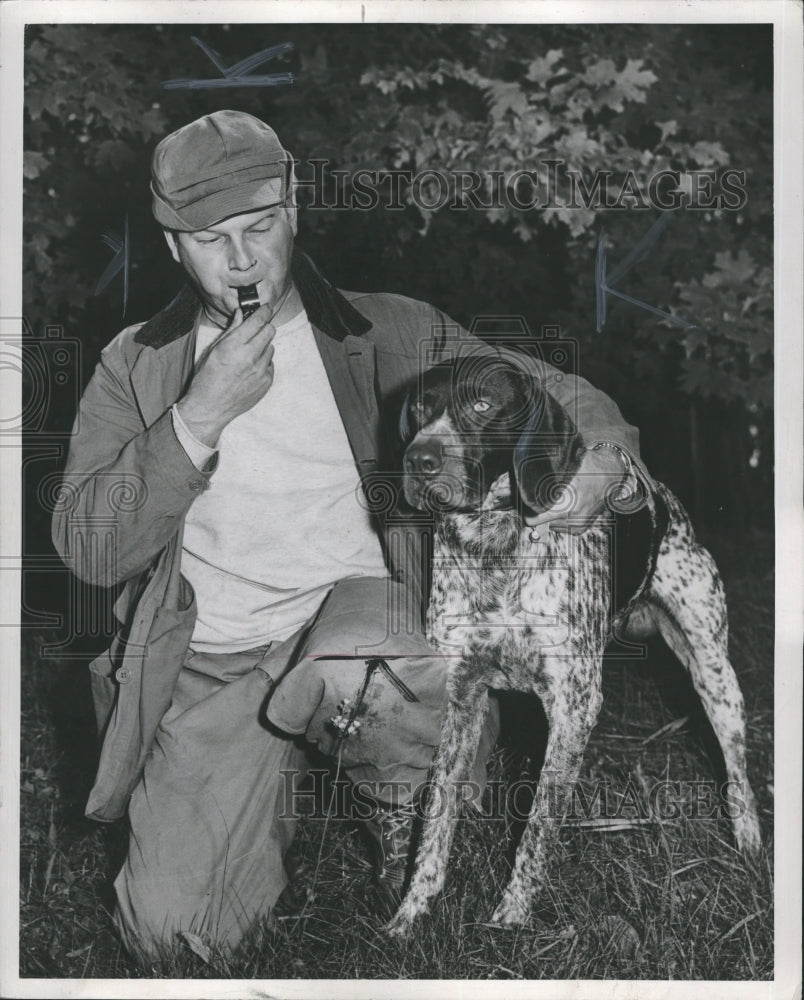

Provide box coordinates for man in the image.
[52,110,649,959]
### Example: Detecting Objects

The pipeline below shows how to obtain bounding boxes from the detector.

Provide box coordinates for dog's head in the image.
[400,354,585,515]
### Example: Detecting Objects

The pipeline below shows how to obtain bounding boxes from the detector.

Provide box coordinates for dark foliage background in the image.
[23,22,772,539]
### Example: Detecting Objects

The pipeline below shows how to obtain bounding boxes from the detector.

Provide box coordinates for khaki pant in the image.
[114,577,498,959]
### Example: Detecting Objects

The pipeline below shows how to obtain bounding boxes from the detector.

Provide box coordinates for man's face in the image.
[165,204,297,327]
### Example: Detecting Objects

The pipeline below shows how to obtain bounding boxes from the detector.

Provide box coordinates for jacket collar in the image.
[133,247,372,348]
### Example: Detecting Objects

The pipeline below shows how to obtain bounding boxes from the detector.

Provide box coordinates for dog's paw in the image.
[490,892,530,927]
[735,807,762,857]
[385,915,412,938]
[385,897,424,937]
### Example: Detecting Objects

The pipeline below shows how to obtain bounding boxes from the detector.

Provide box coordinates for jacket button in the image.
[188,479,204,492]
[115,666,131,684]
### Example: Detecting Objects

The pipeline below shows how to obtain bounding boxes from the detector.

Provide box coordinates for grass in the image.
[19,533,774,981]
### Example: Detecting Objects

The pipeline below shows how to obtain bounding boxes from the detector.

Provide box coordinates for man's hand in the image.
[524,445,633,535]
[175,303,276,447]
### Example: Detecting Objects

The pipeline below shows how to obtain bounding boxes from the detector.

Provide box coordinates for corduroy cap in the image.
[151,110,293,231]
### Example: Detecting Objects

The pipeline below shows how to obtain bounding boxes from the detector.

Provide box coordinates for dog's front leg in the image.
[492,664,603,926]
[386,676,489,937]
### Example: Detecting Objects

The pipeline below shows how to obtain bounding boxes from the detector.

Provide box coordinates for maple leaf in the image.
[599,59,658,111]
[485,80,529,121]
[582,58,618,87]
[525,49,564,84]
[690,140,730,166]
[555,126,601,161]
[704,250,756,287]
[657,119,678,142]
[23,151,50,179]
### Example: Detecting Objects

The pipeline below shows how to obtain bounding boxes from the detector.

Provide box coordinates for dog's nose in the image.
[404,440,444,475]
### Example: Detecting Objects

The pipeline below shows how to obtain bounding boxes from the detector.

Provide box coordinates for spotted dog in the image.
[387,354,761,934]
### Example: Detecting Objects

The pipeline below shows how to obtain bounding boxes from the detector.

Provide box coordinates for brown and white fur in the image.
[387,355,761,934]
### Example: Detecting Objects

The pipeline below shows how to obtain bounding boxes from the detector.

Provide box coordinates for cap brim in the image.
[152,176,287,231]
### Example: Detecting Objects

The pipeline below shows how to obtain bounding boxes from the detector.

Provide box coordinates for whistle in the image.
[238,284,260,318]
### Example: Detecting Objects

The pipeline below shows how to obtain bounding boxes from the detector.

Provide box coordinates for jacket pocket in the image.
[147,599,196,644]
[138,598,198,741]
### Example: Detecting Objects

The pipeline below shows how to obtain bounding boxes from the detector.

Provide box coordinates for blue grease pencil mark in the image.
[595,211,697,333]
[163,37,295,90]
[595,230,607,334]
[94,213,129,317]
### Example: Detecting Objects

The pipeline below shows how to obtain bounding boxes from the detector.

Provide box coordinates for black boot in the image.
[361,800,418,913]
[273,840,310,917]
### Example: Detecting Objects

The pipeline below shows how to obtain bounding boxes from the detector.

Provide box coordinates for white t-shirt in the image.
[174,309,388,652]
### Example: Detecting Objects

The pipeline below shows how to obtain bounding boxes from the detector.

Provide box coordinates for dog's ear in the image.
[512,387,585,514]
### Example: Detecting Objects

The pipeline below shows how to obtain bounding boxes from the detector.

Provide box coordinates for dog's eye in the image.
[473,400,491,413]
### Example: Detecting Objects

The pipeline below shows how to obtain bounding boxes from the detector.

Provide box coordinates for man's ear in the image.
[285,200,298,237]
[163,229,181,264]
[283,161,299,236]
[512,390,585,513]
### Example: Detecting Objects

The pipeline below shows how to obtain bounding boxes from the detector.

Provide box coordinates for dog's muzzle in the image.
[404,438,444,477]
[402,441,476,512]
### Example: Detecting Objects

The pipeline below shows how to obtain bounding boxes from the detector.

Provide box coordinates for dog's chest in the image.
[426,516,612,682]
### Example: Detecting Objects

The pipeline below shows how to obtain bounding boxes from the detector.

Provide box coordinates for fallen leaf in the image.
[179,930,212,965]
[65,944,92,958]
[585,915,641,961]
